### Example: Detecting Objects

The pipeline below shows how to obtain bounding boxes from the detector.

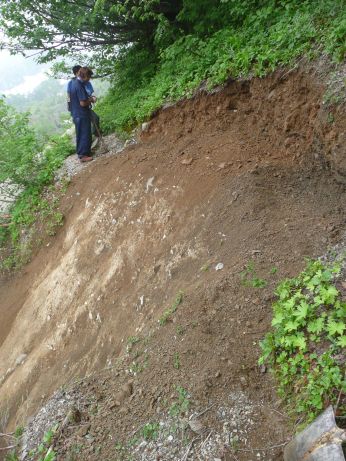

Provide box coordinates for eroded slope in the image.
[0,67,345,459]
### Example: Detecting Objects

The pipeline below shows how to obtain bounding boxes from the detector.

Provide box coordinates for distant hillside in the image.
[0,51,48,92]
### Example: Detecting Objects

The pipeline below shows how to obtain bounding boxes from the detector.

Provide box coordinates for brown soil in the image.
[0,66,345,460]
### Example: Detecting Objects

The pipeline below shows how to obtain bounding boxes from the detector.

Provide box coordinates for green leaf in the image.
[327,319,345,336]
[307,318,324,334]
[284,320,300,332]
[44,449,56,461]
[293,336,307,350]
[272,312,284,326]
[336,335,346,347]
[319,285,339,304]
[293,301,309,322]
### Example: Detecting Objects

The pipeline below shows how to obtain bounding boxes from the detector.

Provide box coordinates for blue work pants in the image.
[74,116,92,158]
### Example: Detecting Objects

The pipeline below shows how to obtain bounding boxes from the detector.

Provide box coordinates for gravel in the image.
[55,133,126,182]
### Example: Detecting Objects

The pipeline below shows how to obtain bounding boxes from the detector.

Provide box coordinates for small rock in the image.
[189,419,205,435]
[113,381,134,405]
[77,424,91,437]
[259,364,266,374]
[85,434,95,443]
[181,158,193,165]
[141,122,151,132]
[215,263,224,271]
[15,353,27,367]
[215,371,221,378]
[109,401,121,409]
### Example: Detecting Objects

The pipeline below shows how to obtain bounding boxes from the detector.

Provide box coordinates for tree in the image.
[0,0,183,63]
[0,98,41,187]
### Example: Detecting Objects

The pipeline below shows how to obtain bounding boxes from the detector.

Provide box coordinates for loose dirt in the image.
[0,66,345,460]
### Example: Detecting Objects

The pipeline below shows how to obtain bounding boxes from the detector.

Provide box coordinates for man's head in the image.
[72,65,81,76]
[77,67,93,81]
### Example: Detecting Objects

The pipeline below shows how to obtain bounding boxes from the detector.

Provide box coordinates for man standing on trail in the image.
[68,65,101,147]
[69,67,96,163]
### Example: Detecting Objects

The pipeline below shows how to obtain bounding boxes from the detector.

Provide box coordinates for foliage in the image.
[5,79,69,141]
[27,425,58,461]
[0,0,181,62]
[259,260,346,425]
[5,452,19,461]
[173,352,181,370]
[14,426,24,438]
[141,422,160,441]
[0,99,41,187]
[240,261,267,288]
[0,98,74,270]
[5,425,58,461]
[126,336,141,353]
[169,386,190,417]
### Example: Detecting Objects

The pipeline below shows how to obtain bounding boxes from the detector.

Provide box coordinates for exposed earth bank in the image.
[0,65,345,460]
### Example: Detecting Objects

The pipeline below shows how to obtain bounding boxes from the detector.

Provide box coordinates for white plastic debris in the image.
[146,177,155,192]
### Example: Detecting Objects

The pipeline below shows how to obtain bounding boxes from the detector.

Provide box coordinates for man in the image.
[69,67,96,162]
[68,65,101,141]
[67,65,81,112]
[82,69,101,140]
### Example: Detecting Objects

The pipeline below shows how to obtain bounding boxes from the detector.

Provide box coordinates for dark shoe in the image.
[80,156,93,163]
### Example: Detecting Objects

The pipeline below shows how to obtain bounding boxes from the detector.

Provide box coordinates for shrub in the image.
[259,260,346,425]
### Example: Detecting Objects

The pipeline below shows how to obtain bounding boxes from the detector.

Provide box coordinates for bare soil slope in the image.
[0,67,345,460]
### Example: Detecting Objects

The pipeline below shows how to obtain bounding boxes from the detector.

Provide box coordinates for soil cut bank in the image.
[0,66,345,460]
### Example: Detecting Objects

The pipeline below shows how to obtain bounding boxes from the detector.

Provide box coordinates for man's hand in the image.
[80,96,97,107]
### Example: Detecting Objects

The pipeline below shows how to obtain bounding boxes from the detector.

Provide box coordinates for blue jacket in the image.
[69,78,91,119]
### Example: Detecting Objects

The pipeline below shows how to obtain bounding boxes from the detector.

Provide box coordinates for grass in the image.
[240,261,267,288]
[175,325,185,336]
[173,352,181,370]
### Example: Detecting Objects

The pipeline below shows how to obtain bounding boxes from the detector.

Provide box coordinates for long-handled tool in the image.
[91,120,108,154]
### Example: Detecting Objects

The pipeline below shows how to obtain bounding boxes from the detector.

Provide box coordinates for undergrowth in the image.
[0,134,74,271]
[259,259,346,426]
[97,0,346,134]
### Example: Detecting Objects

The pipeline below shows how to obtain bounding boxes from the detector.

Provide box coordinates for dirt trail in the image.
[0,67,345,460]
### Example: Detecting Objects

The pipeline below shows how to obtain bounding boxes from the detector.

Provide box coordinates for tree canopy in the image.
[0,0,185,62]
[0,0,269,65]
